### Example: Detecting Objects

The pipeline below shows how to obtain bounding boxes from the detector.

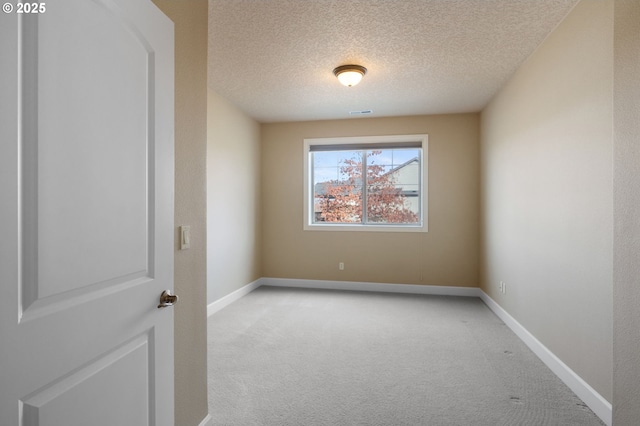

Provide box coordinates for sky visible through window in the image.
[312,148,420,184]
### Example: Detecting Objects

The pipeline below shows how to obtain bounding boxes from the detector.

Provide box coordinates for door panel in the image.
[0,1,174,425]
[25,0,151,306]
[21,333,151,426]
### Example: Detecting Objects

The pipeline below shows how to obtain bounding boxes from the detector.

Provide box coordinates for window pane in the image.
[366,149,420,224]
[312,151,363,223]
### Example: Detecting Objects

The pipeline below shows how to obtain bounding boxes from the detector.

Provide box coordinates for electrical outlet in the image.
[499,281,507,294]
[339,262,344,270]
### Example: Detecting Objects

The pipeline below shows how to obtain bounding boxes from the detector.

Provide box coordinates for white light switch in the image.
[180,225,191,250]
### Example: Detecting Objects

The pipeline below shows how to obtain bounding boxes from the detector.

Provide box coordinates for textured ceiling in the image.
[208,0,579,123]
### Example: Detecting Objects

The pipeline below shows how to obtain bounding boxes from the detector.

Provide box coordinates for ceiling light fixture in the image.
[333,64,367,87]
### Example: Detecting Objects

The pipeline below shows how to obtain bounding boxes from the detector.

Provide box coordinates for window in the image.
[303,135,428,232]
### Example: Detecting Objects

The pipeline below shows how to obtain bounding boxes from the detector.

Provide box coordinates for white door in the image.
[0,1,175,425]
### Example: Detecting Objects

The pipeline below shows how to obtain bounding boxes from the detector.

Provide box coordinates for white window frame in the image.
[303,134,428,232]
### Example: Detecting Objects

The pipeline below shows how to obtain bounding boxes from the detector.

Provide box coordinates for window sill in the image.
[304,223,427,233]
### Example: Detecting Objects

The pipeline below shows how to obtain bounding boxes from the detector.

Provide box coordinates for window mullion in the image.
[362,150,368,224]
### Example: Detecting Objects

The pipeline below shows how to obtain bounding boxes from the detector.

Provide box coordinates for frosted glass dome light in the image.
[333,65,367,87]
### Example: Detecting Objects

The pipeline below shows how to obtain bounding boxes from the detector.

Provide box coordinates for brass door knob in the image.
[158,290,178,308]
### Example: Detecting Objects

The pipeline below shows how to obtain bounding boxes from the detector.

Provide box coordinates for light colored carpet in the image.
[207,286,604,426]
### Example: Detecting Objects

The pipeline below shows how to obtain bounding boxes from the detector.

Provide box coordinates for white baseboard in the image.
[479,292,612,426]
[260,277,482,298]
[207,279,261,317]
[198,414,213,426]
[206,277,611,426]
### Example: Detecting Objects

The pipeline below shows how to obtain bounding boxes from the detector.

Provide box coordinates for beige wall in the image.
[480,0,613,402]
[262,114,480,286]
[613,0,640,423]
[151,1,209,425]
[207,90,262,302]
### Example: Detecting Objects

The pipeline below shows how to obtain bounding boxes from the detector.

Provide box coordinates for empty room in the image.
[1,0,638,426]
[204,0,638,425]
